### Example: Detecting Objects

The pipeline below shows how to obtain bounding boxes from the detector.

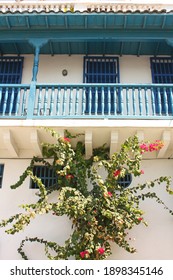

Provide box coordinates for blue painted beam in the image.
[0,30,173,42]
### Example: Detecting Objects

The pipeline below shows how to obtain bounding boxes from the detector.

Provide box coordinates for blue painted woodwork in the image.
[30,165,58,189]
[150,57,173,114]
[0,84,30,117]
[1,14,173,33]
[0,12,173,56]
[0,164,4,188]
[0,57,23,114]
[83,56,120,114]
[32,46,40,82]
[0,29,173,56]
[0,83,173,119]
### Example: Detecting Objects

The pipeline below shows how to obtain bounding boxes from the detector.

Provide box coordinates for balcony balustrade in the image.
[0,83,173,119]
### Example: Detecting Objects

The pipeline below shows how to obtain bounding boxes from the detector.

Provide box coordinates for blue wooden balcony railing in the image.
[0,83,173,119]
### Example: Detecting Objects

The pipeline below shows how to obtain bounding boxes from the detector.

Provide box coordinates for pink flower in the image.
[63,137,70,142]
[104,191,113,197]
[113,169,121,177]
[139,143,149,153]
[97,247,105,255]
[140,170,144,174]
[138,217,143,221]
[140,140,164,153]
[107,191,112,197]
[80,250,89,258]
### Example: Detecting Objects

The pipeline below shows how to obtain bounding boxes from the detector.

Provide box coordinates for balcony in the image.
[0,83,173,120]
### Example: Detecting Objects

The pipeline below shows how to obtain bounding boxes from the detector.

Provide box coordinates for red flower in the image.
[107,191,112,197]
[113,169,121,177]
[80,250,89,258]
[104,191,112,197]
[138,217,143,221]
[63,137,70,142]
[140,170,144,175]
[66,174,74,180]
[97,247,105,255]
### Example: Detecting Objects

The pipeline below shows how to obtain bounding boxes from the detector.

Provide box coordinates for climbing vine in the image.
[0,129,173,260]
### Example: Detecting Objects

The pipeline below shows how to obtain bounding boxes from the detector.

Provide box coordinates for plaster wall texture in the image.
[0,159,173,260]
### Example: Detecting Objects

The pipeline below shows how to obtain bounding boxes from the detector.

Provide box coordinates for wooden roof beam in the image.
[3,129,19,158]
[110,131,119,158]
[85,130,92,159]
[157,130,171,158]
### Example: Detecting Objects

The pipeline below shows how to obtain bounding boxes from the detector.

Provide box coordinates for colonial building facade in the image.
[0,0,173,259]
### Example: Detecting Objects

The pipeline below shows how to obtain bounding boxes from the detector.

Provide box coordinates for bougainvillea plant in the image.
[0,129,173,260]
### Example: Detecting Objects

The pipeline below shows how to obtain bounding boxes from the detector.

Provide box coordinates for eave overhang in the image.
[0,11,173,56]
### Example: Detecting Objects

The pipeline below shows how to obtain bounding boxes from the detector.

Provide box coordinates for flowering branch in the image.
[0,129,173,260]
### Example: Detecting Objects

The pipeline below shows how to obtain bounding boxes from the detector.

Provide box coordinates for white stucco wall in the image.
[0,158,173,260]
[21,55,152,84]
[1,54,172,260]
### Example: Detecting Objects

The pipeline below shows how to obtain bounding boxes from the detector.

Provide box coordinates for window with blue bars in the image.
[117,173,132,188]
[83,56,121,114]
[0,164,4,189]
[0,56,24,114]
[150,57,173,115]
[30,165,58,189]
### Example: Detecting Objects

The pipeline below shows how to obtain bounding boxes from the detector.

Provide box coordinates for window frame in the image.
[0,56,24,114]
[30,165,58,189]
[150,57,173,115]
[83,56,121,114]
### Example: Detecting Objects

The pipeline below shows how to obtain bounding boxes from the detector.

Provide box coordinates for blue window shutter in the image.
[30,166,58,189]
[0,164,4,188]
[83,56,120,114]
[150,57,173,115]
[0,56,24,114]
